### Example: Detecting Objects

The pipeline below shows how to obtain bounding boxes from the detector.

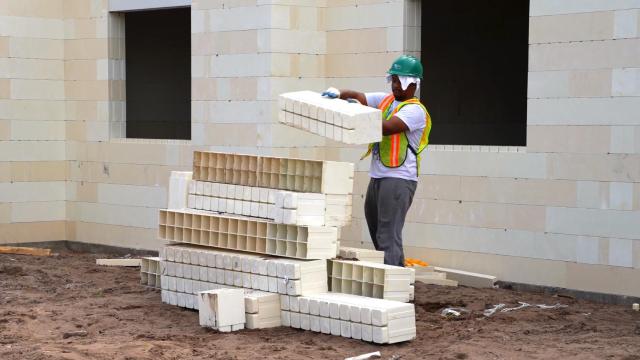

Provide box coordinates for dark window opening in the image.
[125,8,191,140]
[420,0,529,146]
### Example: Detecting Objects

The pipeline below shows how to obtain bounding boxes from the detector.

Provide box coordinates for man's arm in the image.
[328,88,406,135]
[382,116,409,136]
[339,90,408,135]
[338,90,367,106]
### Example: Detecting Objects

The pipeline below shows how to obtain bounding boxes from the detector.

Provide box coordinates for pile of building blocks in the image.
[338,247,385,263]
[280,292,415,344]
[278,91,382,145]
[186,181,352,227]
[328,260,414,302]
[155,150,417,343]
[140,257,161,289]
[160,245,327,296]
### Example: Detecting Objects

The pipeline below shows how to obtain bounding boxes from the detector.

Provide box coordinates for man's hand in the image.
[321,87,341,99]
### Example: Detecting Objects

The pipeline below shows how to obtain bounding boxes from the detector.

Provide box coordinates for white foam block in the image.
[310,315,320,332]
[246,313,281,329]
[281,310,291,327]
[292,292,416,344]
[279,91,381,145]
[168,172,192,209]
[198,288,246,330]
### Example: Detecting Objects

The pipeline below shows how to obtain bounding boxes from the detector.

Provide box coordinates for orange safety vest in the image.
[361,94,432,171]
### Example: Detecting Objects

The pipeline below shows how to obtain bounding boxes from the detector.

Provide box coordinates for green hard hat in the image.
[387,55,423,79]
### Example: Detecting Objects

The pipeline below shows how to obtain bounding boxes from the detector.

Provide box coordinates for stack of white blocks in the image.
[329,260,414,303]
[188,181,277,220]
[159,151,417,343]
[278,91,382,145]
[160,245,328,297]
[186,181,352,227]
[280,292,415,344]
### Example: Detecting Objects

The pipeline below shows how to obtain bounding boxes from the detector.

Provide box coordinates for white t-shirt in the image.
[365,92,427,182]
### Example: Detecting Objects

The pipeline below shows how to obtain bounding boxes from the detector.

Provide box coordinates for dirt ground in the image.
[1,251,639,360]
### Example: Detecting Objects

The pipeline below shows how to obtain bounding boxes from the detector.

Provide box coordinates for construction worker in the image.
[323,55,432,266]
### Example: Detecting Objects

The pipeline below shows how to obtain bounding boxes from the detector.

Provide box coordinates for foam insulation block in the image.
[278,91,382,145]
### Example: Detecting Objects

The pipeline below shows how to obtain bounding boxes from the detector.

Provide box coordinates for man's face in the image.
[390,74,414,100]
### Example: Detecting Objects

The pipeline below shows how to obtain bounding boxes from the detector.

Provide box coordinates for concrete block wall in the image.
[256,1,331,153]
[1,0,639,297]
[62,1,186,250]
[0,0,68,244]
[64,0,333,250]
[342,0,640,297]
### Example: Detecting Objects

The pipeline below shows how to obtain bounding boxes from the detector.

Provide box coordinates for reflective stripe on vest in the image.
[361,94,431,171]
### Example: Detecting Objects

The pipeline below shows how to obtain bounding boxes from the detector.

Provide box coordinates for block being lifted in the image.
[278,91,382,145]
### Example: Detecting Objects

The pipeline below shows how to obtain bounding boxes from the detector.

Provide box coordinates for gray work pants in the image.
[364,177,417,267]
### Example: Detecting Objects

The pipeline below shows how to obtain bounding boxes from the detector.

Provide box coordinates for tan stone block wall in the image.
[0,221,67,244]
[529,11,615,44]
[398,246,640,297]
[0,2,68,238]
[2,0,65,19]
[1,0,639,296]
[74,221,159,251]
[338,0,640,297]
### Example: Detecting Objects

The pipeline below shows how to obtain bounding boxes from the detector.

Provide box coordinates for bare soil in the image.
[1,251,639,360]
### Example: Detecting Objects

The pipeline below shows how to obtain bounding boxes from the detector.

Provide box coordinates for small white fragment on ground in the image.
[96,258,141,267]
[536,303,568,310]
[501,302,531,313]
[485,302,568,317]
[483,304,505,317]
[441,307,470,318]
[345,351,381,360]
[62,330,87,339]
